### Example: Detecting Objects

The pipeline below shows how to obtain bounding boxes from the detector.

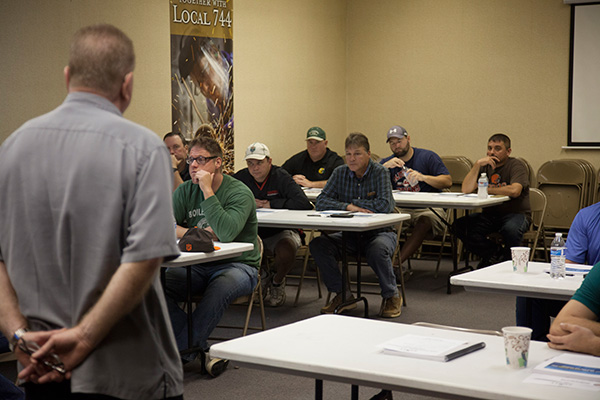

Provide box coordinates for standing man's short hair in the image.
[488,133,511,149]
[68,24,135,98]
[345,132,370,151]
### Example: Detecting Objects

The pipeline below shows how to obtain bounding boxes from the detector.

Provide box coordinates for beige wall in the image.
[346,0,600,174]
[1,0,598,174]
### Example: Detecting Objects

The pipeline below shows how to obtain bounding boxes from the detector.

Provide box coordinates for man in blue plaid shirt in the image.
[309,133,402,318]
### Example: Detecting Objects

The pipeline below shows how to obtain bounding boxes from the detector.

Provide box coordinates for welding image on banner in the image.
[172,35,234,172]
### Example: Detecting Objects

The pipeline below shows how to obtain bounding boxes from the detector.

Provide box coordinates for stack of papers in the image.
[380,334,486,362]
[533,353,600,381]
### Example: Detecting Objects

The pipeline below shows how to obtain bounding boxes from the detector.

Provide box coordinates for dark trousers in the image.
[516,297,567,341]
[454,212,529,262]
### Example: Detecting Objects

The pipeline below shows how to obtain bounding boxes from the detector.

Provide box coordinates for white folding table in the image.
[450,261,590,301]
[256,210,410,316]
[210,314,596,400]
[161,241,254,350]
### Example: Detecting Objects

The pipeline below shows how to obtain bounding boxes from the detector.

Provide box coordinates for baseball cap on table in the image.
[244,142,270,160]
[387,125,408,142]
[306,127,326,141]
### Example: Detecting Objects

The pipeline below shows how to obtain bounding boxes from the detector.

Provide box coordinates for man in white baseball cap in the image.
[234,143,312,306]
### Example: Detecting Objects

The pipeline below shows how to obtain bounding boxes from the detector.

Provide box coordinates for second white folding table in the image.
[256,209,410,316]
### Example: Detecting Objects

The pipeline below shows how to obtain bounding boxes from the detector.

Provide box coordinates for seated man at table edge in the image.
[379,125,451,272]
[164,131,191,191]
[164,136,261,377]
[520,200,600,341]
[234,142,312,307]
[454,133,530,267]
[282,126,344,189]
[547,262,600,356]
[309,132,402,318]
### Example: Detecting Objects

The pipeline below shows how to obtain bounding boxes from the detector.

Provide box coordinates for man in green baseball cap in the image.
[282,126,344,188]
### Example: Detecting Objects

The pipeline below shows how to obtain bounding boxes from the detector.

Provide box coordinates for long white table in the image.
[162,241,255,351]
[210,314,596,400]
[302,188,510,209]
[256,210,410,316]
[256,209,409,232]
[450,261,590,301]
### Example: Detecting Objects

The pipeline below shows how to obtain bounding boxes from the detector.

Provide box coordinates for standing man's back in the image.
[0,24,183,399]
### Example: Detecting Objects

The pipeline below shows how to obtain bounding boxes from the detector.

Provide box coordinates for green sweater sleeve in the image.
[202,179,256,243]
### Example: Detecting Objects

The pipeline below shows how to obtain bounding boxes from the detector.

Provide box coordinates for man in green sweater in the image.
[164,136,260,377]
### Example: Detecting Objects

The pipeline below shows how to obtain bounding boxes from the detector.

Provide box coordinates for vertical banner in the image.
[170,0,234,172]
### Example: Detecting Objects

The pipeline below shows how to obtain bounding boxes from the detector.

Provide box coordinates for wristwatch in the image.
[173,167,178,172]
[8,328,28,352]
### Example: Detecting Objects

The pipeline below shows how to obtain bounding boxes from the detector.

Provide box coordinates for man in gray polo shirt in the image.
[0,24,183,399]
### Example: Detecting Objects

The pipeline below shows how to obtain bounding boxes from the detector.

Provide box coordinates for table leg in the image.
[186,265,193,348]
[315,379,323,400]
[447,209,473,294]
[336,232,369,318]
[351,384,359,400]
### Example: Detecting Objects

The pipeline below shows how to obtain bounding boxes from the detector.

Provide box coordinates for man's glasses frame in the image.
[186,155,218,165]
[18,337,66,375]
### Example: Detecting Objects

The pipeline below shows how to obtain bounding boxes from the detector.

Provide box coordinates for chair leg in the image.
[242,293,255,336]
[397,250,407,307]
[294,247,311,307]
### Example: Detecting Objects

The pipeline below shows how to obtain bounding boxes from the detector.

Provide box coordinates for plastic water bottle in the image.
[402,165,418,187]
[477,173,488,199]
[550,233,566,279]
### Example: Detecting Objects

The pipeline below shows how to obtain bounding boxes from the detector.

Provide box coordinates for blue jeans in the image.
[309,231,398,299]
[454,212,530,261]
[164,262,258,361]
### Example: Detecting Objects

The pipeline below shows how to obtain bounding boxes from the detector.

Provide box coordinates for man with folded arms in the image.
[521,200,600,341]
[0,24,183,399]
[310,133,402,318]
[547,263,600,356]
[164,136,261,377]
[282,126,344,188]
[379,125,451,270]
[234,143,312,307]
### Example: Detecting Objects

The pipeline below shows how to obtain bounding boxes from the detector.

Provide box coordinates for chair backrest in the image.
[528,188,547,231]
[441,156,473,192]
[516,157,535,188]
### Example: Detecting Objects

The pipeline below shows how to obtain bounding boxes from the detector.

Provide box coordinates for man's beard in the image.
[394,147,409,158]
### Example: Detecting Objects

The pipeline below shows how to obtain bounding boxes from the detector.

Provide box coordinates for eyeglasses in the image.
[18,338,66,375]
[186,155,217,165]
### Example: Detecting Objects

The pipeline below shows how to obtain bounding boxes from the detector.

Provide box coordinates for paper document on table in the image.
[380,334,485,362]
[532,353,600,382]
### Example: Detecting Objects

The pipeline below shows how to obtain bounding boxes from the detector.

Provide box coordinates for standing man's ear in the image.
[116,72,134,113]
[64,66,71,91]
